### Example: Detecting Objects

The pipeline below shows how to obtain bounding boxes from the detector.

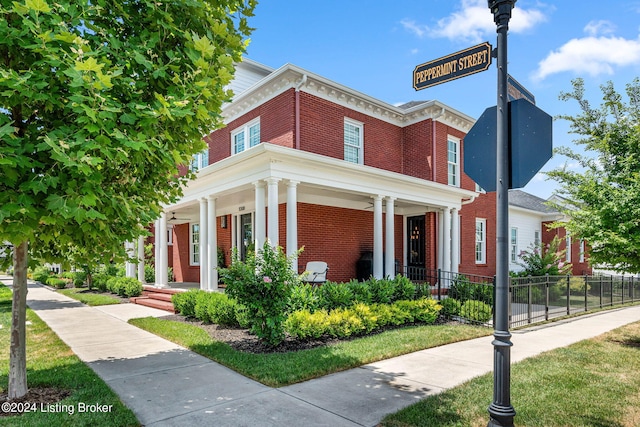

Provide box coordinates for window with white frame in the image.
[448,137,459,186]
[344,118,363,164]
[189,149,209,172]
[475,219,486,264]
[190,223,200,266]
[511,227,518,262]
[167,225,173,246]
[231,118,261,154]
[566,234,571,262]
[579,238,585,263]
[534,230,541,246]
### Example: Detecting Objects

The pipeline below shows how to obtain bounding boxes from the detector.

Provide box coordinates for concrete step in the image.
[142,291,173,302]
[130,296,177,313]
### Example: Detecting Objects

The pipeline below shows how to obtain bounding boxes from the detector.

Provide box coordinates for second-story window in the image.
[448,137,459,186]
[344,118,363,164]
[232,118,261,154]
[189,149,209,172]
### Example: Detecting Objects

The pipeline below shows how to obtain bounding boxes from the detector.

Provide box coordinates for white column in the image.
[443,208,451,273]
[451,207,460,275]
[154,219,160,284]
[287,180,299,273]
[124,241,135,278]
[207,195,218,290]
[373,195,383,279]
[267,177,280,247]
[199,198,208,290]
[437,211,444,272]
[158,212,168,286]
[254,181,266,251]
[385,197,396,278]
[137,235,145,283]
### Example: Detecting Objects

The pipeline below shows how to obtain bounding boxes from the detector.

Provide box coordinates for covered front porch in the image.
[152,143,477,289]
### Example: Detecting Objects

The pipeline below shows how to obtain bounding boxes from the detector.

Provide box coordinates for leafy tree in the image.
[515,236,571,277]
[547,78,640,273]
[0,0,256,399]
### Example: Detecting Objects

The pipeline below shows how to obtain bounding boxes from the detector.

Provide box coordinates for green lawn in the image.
[0,285,139,426]
[129,316,490,387]
[381,321,640,427]
[58,287,122,306]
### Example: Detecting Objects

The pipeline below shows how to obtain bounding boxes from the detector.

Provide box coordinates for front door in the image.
[407,216,425,280]
[240,213,253,261]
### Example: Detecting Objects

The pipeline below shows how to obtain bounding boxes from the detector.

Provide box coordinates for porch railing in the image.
[399,267,640,328]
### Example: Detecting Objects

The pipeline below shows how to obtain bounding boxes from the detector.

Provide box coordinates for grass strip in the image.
[129,316,490,387]
[58,288,122,306]
[0,285,139,426]
[381,321,640,427]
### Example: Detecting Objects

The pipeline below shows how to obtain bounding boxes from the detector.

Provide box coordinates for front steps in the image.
[130,286,185,313]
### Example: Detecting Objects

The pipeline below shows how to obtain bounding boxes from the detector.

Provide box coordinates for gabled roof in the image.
[508,189,558,214]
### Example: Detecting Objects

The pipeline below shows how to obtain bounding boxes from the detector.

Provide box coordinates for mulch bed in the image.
[0,388,71,417]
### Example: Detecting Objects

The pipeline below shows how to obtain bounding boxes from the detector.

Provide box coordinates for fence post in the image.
[493,275,497,327]
[545,274,549,321]
[610,275,614,307]
[584,275,588,312]
[566,274,571,315]
[437,269,442,301]
[632,276,636,302]
[599,274,603,308]
[527,280,532,324]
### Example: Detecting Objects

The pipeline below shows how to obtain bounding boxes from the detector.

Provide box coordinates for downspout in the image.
[294,74,308,150]
[431,107,445,182]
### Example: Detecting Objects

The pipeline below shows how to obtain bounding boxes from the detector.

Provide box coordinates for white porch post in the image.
[286,180,299,273]
[373,195,383,279]
[207,195,218,290]
[137,235,145,283]
[443,207,452,273]
[254,181,266,251]
[385,197,395,278]
[154,219,160,284]
[451,207,460,275]
[158,212,168,287]
[437,211,444,272]
[199,198,208,290]
[125,241,135,278]
[267,177,280,247]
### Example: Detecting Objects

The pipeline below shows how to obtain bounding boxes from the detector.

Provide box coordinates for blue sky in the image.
[243,0,640,199]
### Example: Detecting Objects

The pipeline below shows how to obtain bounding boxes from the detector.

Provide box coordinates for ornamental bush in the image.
[206,293,240,326]
[46,277,67,289]
[286,283,320,314]
[346,279,373,304]
[318,281,354,310]
[284,309,329,340]
[460,300,492,323]
[440,297,462,317]
[369,278,396,304]
[31,266,53,284]
[172,289,200,318]
[392,275,416,301]
[221,242,300,346]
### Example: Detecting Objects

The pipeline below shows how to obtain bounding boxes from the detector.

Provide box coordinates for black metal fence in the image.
[401,267,640,328]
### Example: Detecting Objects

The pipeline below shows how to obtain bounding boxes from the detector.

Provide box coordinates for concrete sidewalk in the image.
[4,276,640,426]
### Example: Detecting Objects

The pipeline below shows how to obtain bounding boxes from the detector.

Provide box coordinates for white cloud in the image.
[584,20,616,36]
[401,0,547,43]
[533,35,640,80]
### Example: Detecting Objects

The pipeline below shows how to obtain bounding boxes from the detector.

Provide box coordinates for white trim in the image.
[510,227,518,263]
[475,218,486,264]
[231,117,261,155]
[190,222,200,266]
[566,234,572,263]
[447,136,460,187]
[344,118,364,165]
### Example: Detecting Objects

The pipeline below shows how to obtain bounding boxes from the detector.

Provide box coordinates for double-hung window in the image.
[566,234,572,262]
[189,149,209,172]
[510,227,518,262]
[579,238,585,262]
[475,219,486,264]
[232,118,261,154]
[190,223,200,266]
[448,137,460,186]
[344,119,363,164]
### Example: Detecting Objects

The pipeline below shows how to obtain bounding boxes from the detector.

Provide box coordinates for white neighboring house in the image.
[508,190,562,273]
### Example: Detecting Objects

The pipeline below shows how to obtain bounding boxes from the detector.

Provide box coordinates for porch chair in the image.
[300,261,329,285]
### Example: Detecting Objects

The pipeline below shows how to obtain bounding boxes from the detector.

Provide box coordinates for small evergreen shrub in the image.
[32,266,53,284]
[369,278,395,304]
[326,308,364,338]
[172,289,199,318]
[93,273,110,292]
[414,282,432,299]
[120,277,143,297]
[440,298,462,317]
[206,293,240,326]
[194,291,212,323]
[46,277,67,289]
[460,300,492,323]
[106,276,121,295]
[350,303,378,333]
[284,309,329,340]
[346,279,372,304]
[392,275,416,301]
[318,281,354,310]
[287,283,320,314]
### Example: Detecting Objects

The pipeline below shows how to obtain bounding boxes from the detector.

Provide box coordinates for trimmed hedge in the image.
[105,277,142,298]
[46,277,68,289]
[172,290,242,327]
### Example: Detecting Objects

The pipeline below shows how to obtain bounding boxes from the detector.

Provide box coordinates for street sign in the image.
[507,74,535,104]
[413,42,493,91]
[463,99,552,192]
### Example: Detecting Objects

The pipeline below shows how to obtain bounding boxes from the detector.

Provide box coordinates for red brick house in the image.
[149,59,578,289]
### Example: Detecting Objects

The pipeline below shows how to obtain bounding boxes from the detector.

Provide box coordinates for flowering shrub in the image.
[220,242,300,346]
[516,236,572,276]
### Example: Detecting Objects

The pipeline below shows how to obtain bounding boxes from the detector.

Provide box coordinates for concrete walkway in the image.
[3,276,640,426]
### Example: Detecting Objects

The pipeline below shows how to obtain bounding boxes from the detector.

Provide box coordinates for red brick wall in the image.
[459,192,497,277]
[298,92,403,173]
[403,121,433,180]
[204,90,296,163]
[542,222,592,275]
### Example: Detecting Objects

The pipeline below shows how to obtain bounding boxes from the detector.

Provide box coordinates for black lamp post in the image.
[487,1,517,427]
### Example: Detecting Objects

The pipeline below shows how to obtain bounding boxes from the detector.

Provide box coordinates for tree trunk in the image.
[9,240,28,399]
